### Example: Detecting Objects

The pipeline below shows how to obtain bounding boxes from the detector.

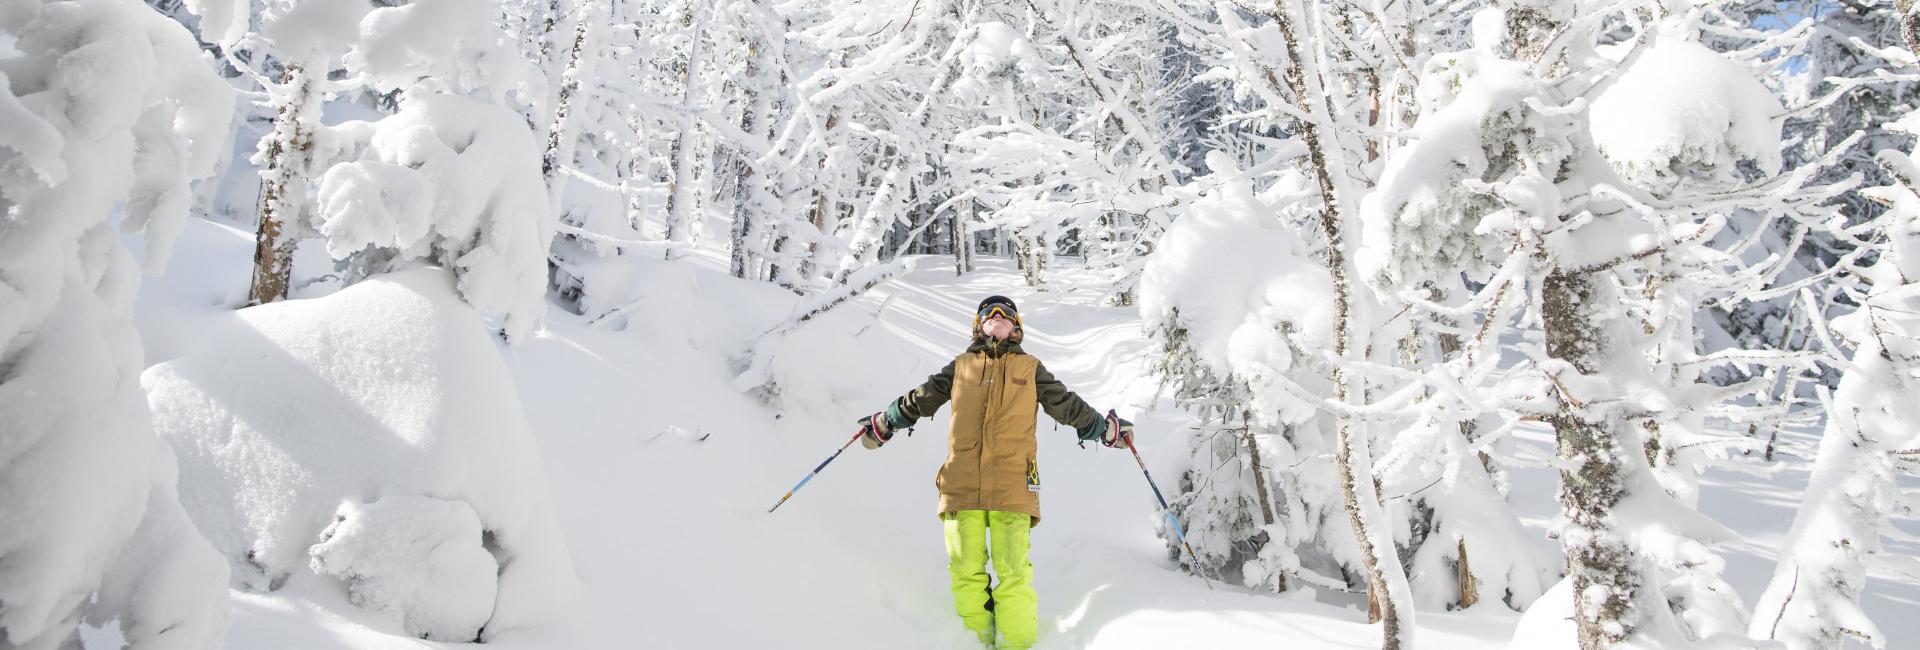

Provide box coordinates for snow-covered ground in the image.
[131,218,1919,649]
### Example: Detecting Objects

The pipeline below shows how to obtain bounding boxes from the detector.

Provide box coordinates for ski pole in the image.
[767,428,867,514]
[1124,431,1215,591]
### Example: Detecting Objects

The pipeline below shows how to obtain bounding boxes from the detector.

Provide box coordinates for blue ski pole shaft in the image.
[1127,437,1214,591]
[768,429,866,514]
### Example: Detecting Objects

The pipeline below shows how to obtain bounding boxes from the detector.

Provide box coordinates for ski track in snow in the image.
[130,226,1917,648]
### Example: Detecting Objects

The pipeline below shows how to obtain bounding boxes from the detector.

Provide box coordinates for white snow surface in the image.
[125,238,1920,648]
[142,268,577,641]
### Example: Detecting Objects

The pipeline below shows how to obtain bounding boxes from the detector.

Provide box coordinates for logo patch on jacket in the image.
[1012,377,1028,386]
[1027,458,1041,492]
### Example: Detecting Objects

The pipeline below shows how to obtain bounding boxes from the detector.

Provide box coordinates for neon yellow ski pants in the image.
[943,510,1036,649]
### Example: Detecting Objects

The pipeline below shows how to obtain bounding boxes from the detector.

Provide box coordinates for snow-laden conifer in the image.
[0,1,235,646]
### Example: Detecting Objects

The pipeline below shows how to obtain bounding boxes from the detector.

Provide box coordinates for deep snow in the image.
[129,218,1920,649]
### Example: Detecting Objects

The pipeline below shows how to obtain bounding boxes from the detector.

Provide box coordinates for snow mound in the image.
[1589,36,1785,196]
[143,267,576,640]
[309,496,499,641]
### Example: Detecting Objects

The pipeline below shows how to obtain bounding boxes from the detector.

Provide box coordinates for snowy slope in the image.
[129,225,1919,649]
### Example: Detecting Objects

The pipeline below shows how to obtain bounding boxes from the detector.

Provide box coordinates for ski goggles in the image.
[978,303,1018,322]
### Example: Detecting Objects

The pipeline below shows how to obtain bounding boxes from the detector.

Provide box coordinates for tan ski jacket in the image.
[894,338,1102,525]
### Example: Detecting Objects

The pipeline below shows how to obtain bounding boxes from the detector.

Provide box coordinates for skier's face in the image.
[982,315,1015,340]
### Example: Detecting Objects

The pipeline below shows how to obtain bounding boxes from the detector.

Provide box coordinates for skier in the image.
[858,295,1133,650]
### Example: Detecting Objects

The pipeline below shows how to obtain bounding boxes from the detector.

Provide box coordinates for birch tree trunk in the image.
[1264,0,1411,645]
[248,63,318,306]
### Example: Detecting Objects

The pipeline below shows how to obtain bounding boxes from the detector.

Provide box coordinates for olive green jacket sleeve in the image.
[1035,361,1103,437]
[895,360,957,424]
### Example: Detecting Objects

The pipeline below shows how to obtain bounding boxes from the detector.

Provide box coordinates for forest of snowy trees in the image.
[2,0,1918,648]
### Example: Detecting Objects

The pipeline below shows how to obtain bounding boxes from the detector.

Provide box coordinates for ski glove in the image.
[859,401,914,450]
[1078,410,1133,449]
[1101,411,1134,449]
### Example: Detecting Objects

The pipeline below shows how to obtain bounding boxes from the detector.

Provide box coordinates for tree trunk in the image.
[248,63,317,306]
[1759,300,1802,461]
[1502,3,1639,645]
[541,1,598,310]
[1432,309,1488,608]
[727,24,767,280]
[542,1,597,211]
[952,198,972,276]
[1542,270,1637,650]
[1263,0,1409,644]
[662,0,709,260]
[835,160,907,284]
[1897,0,1918,54]
[1457,539,1479,609]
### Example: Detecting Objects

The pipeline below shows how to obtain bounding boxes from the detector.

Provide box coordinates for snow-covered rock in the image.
[144,268,577,640]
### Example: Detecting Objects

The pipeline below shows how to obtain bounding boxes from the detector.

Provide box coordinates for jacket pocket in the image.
[938,436,982,500]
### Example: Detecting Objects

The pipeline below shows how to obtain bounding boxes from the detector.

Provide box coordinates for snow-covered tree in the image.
[1751,23,1920,649]
[218,0,374,305]
[0,1,236,646]
[1140,154,1349,594]
[1359,0,1840,645]
[309,0,551,340]
[659,0,712,260]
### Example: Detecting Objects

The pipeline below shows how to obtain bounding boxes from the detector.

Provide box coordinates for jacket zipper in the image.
[979,349,992,510]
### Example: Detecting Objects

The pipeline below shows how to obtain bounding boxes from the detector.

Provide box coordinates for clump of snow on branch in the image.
[315,94,555,340]
[348,0,533,101]
[143,269,577,640]
[1358,49,1563,290]
[951,21,1041,100]
[309,0,550,340]
[1140,153,1333,424]
[0,1,235,647]
[1588,36,1786,197]
[258,0,371,64]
